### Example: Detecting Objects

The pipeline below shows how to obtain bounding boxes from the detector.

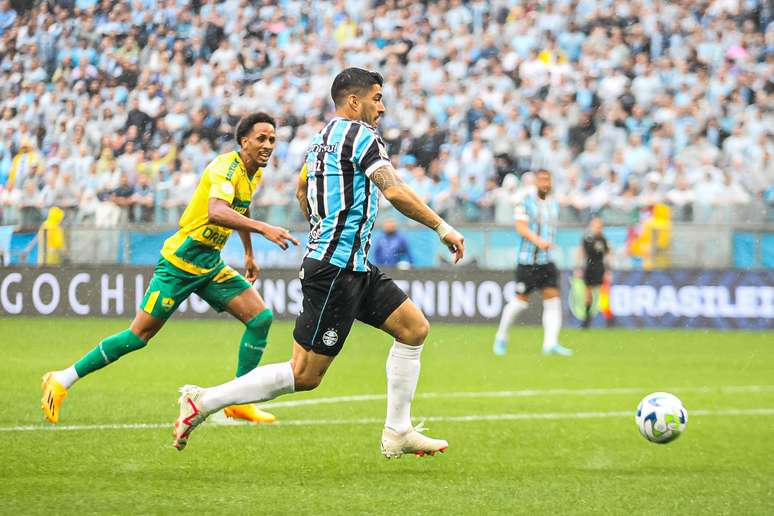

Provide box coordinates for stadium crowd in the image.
[0,0,773,230]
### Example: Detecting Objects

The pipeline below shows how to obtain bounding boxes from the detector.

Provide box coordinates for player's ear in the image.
[348,93,360,112]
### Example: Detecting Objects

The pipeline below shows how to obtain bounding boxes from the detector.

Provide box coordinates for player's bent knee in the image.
[395,315,430,345]
[293,373,322,392]
[130,326,157,344]
[246,308,273,331]
[415,316,430,342]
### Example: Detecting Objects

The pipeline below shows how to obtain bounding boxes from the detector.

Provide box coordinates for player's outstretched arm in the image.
[370,164,464,263]
[207,198,299,250]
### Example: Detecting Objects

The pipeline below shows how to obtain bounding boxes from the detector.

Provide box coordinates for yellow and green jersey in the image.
[161,151,262,275]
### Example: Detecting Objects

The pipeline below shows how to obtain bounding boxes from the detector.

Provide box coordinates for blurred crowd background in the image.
[0,0,773,231]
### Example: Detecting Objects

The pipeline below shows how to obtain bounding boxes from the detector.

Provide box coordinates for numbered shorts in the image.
[293,257,408,357]
[515,263,560,295]
[139,257,252,319]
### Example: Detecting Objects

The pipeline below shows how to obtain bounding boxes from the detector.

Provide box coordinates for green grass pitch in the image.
[1,317,773,515]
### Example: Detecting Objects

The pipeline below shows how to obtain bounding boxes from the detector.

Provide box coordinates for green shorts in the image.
[139,257,252,319]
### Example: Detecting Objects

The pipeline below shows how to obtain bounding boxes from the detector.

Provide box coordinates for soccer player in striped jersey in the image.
[173,68,466,458]
[41,113,298,425]
[493,169,573,356]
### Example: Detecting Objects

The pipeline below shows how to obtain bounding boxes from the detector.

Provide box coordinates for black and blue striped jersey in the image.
[514,191,559,265]
[304,117,391,271]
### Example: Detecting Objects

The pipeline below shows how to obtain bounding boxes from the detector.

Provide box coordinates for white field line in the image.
[259,384,774,409]
[2,408,774,433]
[0,385,774,432]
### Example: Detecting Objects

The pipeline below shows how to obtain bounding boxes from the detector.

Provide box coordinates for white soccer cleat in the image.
[172,385,208,451]
[381,423,448,458]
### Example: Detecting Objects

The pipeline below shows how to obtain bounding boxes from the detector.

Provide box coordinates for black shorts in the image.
[293,258,408,356]
[583,267,605,287]
[515,263,559,295]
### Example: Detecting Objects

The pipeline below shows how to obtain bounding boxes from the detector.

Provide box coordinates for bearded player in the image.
[41,113,298,425]
[493,169,572,356]
[171,68,465,458]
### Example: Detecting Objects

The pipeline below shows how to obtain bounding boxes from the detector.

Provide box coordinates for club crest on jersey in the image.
[322,329,338,347]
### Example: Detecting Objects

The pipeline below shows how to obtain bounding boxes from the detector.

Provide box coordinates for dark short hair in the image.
[235,112,276,145]
[330,68,384,107]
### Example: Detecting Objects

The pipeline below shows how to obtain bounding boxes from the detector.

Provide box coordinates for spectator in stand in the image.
[53,171,81,222]
[371,218,412,269]
[19,180,44,228]
[6,138,42,191]
[110,175,136,219]
[132,173,154,223]
[0,0,770,228]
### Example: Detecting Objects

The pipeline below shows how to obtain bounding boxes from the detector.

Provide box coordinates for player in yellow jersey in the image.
[41,112,298,424]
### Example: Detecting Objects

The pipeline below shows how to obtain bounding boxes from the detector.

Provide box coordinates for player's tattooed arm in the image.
[369,164,443,229]
[371,164,465,263]
[369,165,404,191]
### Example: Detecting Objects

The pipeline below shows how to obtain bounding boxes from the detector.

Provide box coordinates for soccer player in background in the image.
[575,216,611,328]
[41,113,298,425]
[493,169,572,356]
[172,68,466,458]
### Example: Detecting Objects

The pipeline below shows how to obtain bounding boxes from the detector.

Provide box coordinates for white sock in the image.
[53,366,79,389]
[385,341,423,434]
[542,297,562,351]
[496,298,529,341]
[200,361,295,414]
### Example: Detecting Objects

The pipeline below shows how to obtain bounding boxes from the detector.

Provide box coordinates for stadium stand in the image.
[0,0,772,229]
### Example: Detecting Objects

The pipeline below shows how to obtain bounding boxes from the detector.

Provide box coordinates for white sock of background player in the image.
[495,298,529,341]
[542,297,562,351]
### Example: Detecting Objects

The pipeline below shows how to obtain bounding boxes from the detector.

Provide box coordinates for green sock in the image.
[73,329,147,377]
[236,308,273,377]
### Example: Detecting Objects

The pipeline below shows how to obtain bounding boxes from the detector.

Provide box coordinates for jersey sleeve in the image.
[354,129,391,177]
[514,200,530,222]
[206,160,236,204]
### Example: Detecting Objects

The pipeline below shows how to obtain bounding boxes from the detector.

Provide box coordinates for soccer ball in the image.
[635,392,687,444]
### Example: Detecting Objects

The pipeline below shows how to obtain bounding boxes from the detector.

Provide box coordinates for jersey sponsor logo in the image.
[322,328,339,347]
[225,159,239,180]
[161,297,175,309]
[220,183,235,195]
[308,143,337,154]
[202,227,229,246]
